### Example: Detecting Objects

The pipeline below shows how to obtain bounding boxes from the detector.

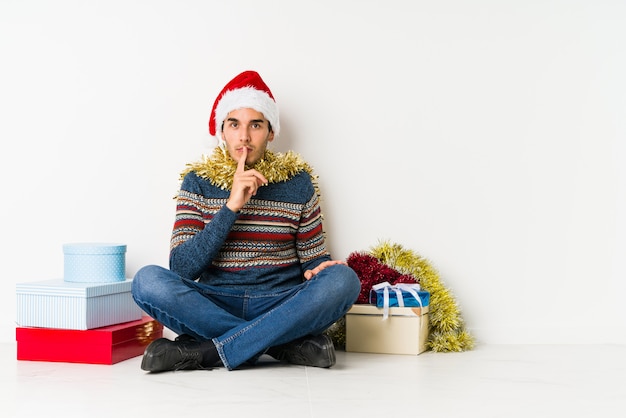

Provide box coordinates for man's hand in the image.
[304,260,348,280]
[226,147,268,212]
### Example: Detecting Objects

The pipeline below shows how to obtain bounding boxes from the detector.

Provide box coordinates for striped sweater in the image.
[169,169,331,291]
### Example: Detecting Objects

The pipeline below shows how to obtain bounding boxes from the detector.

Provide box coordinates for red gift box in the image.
[16,316,163,365]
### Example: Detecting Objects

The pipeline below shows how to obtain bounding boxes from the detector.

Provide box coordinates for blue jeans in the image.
[131,264,360,370]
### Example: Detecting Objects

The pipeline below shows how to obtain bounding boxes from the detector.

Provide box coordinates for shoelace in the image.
[172,342,205,371]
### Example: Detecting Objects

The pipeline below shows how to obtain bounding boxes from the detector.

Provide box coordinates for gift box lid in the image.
[63,243,127,255]
[16,278,133,297]
[347,304,429,316]
[369,287,431,307]
[16,316,161,345]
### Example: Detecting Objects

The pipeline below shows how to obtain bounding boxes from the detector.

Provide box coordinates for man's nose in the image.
[239,128,251,141]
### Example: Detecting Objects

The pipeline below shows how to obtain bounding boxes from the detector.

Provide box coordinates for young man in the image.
[132,70,360,372]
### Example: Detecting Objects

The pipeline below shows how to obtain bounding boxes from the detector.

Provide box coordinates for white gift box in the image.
[345,304,430,355]
[16,279,142,330]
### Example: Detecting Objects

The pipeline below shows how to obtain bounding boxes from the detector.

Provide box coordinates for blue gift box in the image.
[369,283,430,308]
[63,242,126,283]
[16,279,142,330]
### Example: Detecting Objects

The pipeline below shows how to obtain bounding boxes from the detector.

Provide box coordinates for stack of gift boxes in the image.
[345,282,431,355]
[15,243,163,365]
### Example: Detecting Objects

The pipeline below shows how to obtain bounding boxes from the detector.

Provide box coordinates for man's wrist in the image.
[226,200,241,213]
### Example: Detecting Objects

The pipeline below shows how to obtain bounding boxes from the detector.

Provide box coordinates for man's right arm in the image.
[168,174,238,280]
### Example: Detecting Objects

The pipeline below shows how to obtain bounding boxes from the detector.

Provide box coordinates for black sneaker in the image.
[269,334,336,368]
[140,337,208,373]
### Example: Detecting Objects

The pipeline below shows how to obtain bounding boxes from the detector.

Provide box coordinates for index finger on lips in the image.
[237,147,248,173]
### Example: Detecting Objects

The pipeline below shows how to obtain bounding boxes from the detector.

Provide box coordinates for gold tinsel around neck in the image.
[180,146,319,194]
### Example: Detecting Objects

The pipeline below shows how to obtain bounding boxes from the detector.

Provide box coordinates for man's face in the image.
[221,108,274,166]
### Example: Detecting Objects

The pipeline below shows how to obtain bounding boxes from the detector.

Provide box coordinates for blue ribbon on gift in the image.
[369,281,430,320]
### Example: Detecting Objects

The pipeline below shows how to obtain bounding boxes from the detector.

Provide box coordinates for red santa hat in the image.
[209,70,280,139]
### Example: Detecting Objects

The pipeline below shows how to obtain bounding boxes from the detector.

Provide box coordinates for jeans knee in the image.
[322,264,361,302]
[340,264,361,300]
[132,265,164,299]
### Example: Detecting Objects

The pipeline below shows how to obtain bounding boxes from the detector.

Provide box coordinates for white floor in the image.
[3,342,625,418]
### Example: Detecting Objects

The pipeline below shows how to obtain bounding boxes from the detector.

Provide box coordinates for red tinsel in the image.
[346,251,418,304]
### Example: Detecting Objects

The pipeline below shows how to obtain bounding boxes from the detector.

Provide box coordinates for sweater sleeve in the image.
[168,173,238,280]
[297,190,332,273]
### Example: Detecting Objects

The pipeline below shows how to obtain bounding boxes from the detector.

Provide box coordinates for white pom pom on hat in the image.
[209,70,280,139]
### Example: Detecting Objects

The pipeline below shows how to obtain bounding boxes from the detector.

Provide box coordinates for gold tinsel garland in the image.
[326,240,475,353]
[180,146,319,196]
[371,240,474,352]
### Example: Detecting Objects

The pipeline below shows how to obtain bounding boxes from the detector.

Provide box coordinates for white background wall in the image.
[1,0,624,345]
